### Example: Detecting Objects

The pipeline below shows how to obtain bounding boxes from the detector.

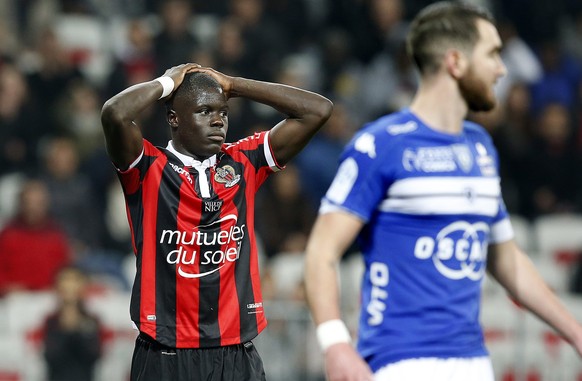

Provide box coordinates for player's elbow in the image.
[101,97,130,132]
[314,97,334,123]
[300,97,333,131]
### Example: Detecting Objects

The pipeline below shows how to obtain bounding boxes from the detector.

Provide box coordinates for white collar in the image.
[165,140,216,169]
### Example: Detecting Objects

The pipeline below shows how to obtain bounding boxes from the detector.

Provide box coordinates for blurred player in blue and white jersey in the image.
[304,2,582,381]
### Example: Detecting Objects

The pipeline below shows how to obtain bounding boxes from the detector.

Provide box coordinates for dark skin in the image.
[101,63,333,170]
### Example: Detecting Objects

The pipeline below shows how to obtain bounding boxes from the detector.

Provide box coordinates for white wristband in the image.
[155,76,175,99]
[316,319,351,352]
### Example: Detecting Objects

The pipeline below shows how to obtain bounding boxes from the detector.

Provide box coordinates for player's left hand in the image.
[324,342,374,381]
[188,66,234,98]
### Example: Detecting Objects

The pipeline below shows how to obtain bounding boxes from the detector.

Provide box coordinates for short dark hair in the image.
[406,1,495,75]
[166,72,222,110]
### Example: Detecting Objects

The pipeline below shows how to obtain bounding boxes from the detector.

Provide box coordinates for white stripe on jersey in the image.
[380,176,501,217]
[490,217,514,244]
[263,131,281,172]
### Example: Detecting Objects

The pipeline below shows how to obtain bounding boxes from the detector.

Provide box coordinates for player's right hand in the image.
[161,63,201,90]
[324,343,374,381]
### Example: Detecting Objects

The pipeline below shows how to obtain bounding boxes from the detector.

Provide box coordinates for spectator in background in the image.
[326,0,408,66]
[55,79,104,160]
[256,164,316,261]
[560,8,582,64]
[0,179,70,296]
[213,18,252,78]
[356,33,417,122]
[368,0,409,57]
[26,26,85,136]
[153,0,199,74]
[40,136,102,255]
[352,0,417,123]
[519,102,582,219]
[529,38,582,113]
[492,83,535,171]
[494,19,542,104]
[227,0,287,81]
[474,82,535,213]
[316,27,360,100]
[0,6,20,58]
[0,62,41,176]
[498,0,565,46]
[105,17,157,99]
[264,0,312,52]
[43,265,103,381]
[295,101,354,207]
[103,16,170,145]
[41,135,132,289]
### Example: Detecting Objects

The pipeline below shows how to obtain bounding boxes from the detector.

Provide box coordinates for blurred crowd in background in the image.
[0,0,582,378]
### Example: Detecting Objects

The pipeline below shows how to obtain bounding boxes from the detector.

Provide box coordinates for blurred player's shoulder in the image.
[463,119,495,144]
[354,109,420,146]
[361,110,418,135]
[341,110,418,162]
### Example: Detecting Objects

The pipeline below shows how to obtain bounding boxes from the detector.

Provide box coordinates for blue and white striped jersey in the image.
[321,109,514,372]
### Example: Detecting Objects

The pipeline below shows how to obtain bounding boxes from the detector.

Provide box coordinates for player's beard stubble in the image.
[458,65,497,112]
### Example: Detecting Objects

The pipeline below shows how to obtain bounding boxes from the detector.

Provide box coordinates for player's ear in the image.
[167,109,178,128]
[444,48,468,79]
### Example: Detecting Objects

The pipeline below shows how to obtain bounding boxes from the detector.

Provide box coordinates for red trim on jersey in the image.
[175,180,201,347]
[119,164,141,195]
[118,161,141,255]
[140,153,167,339]
[244,171,268,333]
[217,198,241,346]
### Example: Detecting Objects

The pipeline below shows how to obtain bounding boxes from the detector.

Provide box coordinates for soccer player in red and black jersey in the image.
[100,63,333,380]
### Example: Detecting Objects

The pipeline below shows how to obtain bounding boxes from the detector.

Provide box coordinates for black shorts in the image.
[130,333,267,381]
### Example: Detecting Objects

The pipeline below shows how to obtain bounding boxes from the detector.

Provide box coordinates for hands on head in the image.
[162,63,234,98]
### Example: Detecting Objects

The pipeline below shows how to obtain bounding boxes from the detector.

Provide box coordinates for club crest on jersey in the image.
[451,144,473,173]
[215,165,240,187]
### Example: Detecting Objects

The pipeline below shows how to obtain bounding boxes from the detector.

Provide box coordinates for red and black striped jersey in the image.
[117,131,281,348]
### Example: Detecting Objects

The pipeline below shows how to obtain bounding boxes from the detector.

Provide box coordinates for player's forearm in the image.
[305,212,363,324]
[101,81,161,134]
[305,246,343,324]
[101,81,161,168]
[305,232,357,353]
[490,243,582,343]
[512,258,582,342]
[229,77,333,123]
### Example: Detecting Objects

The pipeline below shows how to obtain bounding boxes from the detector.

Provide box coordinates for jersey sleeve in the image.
[320,131,396,222]
[116,139,160,196]
[225,131,283,190]
[489,198,514,244]
[484,137,514,244]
